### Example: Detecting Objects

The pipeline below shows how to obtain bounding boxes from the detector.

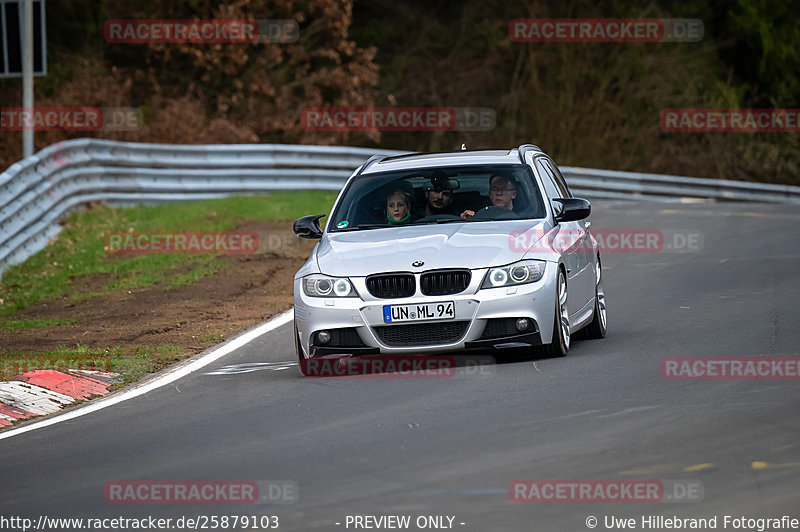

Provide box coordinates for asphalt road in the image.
[2,200,800,531]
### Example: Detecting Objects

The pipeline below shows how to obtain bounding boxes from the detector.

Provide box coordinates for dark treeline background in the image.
[1,0,798,183]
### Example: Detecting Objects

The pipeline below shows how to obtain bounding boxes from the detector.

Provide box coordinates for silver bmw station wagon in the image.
[292,145,606,375]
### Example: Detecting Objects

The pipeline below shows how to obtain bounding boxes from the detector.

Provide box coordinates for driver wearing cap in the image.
[415,175,460,217]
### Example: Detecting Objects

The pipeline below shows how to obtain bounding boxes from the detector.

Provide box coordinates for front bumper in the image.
[294,264,559,357]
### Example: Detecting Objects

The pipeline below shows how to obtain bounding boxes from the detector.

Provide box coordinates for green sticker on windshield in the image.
[337,221,349,228]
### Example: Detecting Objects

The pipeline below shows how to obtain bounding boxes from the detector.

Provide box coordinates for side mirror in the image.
[553,198,591,223]
[293,214,325,239]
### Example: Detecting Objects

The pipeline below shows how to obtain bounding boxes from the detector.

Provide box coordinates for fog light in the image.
[317,330,331,344]
[515,318,530,332]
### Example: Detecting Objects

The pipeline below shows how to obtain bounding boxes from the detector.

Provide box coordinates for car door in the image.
[543,158,595,313]
[533,157,586,318]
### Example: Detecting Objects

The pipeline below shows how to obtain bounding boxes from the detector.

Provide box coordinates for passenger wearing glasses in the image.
[460,175,517,219]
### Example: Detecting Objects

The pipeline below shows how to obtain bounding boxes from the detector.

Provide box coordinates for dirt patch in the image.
[1,223,317,359]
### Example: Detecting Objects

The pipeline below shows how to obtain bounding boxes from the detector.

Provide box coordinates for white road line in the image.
[0,310,294,441]
[204,361,297,375]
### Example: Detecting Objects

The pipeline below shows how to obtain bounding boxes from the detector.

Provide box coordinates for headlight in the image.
[303,275,358,297]
[481,260,546,289]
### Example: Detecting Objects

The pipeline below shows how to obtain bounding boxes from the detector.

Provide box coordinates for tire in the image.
[294,321,308,377]
[541,268,570,357]
[582,257,607,340]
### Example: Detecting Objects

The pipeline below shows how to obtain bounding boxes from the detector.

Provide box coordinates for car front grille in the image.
[366,273,416,298]
[420,269,471,296]
[373,321,469,347]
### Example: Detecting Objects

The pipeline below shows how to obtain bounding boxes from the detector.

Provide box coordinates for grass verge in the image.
[0,191,336,394]
[0,191,336,315]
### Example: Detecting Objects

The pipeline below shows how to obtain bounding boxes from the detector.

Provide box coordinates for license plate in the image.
[383,301,455,323]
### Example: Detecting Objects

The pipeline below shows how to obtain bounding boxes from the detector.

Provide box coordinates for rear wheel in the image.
[541,268,569,357]
[582,258,607,340]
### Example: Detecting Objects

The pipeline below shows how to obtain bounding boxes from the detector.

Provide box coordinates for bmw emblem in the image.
[412,260,424,267]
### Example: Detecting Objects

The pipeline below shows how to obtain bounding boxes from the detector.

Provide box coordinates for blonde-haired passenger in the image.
[385,188,415,225]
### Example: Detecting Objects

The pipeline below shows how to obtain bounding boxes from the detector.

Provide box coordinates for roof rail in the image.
[381,151,421,162]
[354,154,387,176]
[517,144,542,163]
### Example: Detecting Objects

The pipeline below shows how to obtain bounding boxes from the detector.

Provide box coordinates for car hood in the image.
[315,220,550,277]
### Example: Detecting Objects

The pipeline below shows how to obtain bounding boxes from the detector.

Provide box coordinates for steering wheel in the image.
[470,205,520,220]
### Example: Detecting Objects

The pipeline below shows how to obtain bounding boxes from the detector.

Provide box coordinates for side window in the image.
[534,158,565,216]
[544,158,572,198]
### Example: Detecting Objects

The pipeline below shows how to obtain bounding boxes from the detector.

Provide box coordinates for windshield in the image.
[328,164,546,232]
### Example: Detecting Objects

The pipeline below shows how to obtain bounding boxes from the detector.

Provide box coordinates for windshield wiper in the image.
[416,218,470,225]
[332,224,391,232]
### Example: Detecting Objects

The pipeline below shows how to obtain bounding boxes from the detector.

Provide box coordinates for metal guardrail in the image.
[1,138,799,276]
[0,140,406,276]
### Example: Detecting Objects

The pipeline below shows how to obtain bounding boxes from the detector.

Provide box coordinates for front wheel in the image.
[541,268,569,357]
[582,259,607,340]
